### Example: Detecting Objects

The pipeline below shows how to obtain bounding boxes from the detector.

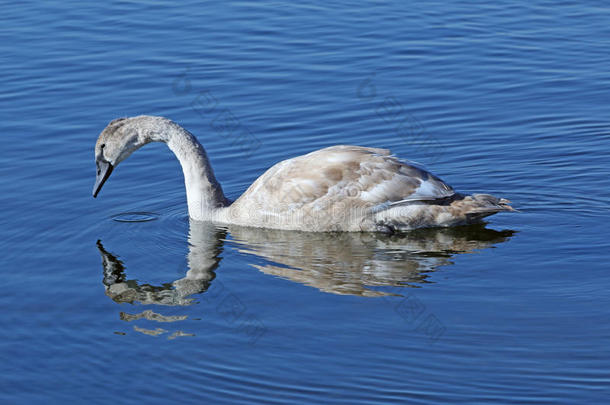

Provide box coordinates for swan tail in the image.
[369,193,516,232]
[461,194,517,221]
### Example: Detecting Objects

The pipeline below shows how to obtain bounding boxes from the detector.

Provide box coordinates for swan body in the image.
[93,116,514,232]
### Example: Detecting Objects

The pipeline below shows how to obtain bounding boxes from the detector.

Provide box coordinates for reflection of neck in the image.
[97,222,226,305]
[184,220,224,281]
[151,120,227,220]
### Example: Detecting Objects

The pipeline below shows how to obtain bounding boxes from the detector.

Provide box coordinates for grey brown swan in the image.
[93,116,515,232]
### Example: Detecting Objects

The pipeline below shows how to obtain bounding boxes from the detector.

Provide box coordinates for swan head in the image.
[93,116,152,197]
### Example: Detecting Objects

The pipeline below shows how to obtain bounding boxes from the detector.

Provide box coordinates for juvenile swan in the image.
[93,116,515,232]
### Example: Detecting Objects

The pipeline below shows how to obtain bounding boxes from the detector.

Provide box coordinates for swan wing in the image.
[234,145,454,214]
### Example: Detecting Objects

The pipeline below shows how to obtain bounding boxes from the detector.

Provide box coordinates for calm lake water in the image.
[2,1,610,403]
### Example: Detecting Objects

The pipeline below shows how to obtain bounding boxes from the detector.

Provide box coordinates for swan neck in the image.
[158,123,227,219]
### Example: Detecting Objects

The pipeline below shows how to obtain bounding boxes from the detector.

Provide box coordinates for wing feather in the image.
[235,145,454,215]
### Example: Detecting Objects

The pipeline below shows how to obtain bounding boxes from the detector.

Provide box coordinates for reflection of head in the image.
[96,222,227,306]
[97,240,208,306]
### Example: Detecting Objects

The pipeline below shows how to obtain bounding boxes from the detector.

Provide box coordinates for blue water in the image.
[2,1,610,403]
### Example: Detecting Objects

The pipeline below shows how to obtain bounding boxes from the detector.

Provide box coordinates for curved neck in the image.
[148,119,227,219]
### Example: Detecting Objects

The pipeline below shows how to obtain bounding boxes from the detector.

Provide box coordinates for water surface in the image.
[1,1,610,403]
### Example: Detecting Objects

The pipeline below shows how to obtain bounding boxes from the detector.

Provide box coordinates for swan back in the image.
[226,145,456,231]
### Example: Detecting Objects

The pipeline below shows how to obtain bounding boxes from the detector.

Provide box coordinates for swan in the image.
[92,115,515,232]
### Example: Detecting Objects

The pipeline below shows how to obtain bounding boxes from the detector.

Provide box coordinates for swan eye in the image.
[100,144,106,149]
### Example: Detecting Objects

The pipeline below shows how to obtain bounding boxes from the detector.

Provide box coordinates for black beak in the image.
[93,160,114,198]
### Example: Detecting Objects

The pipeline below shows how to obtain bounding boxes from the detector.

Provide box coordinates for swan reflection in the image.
[98,222,514,314]
[97,222,513,337]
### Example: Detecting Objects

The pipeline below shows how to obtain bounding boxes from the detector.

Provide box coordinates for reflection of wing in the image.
[234,145,454,215]
[228,224,514,297]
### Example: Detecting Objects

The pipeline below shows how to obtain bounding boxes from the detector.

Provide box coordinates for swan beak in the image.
[93,160,114,198]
